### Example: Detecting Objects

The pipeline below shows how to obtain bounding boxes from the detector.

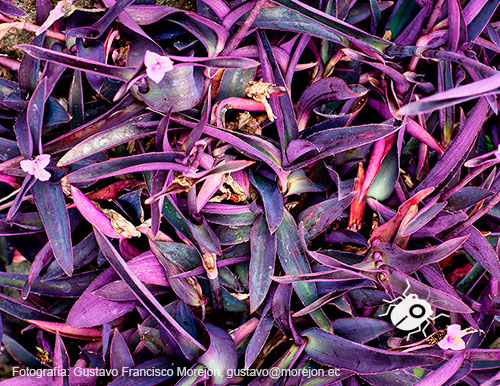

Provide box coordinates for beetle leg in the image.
[430,313,449,320]
[383,296,404,304]
[380,303,396,317]
[420,320,430,337]
[406,324,423,340]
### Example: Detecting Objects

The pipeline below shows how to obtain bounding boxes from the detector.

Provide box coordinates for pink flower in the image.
[144,50,174,84]
[438,324,465,350]
[20,154,51,181]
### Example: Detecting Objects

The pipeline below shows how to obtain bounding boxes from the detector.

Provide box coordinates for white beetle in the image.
[381,280,448,339]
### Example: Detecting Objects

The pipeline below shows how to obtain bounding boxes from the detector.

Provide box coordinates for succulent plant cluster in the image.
[0,0,500,385]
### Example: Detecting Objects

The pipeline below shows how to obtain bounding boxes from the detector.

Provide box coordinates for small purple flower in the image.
[144,50,174,84]
[20,154,51,181]
[438,324,465,350]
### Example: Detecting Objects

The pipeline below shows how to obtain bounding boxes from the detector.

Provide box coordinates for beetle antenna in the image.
[403,279,411,297]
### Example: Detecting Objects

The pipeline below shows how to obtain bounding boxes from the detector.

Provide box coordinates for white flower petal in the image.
[37,169,52,181]
[20,159,35,174]
[36,154,51,168]
[146,66,165,84]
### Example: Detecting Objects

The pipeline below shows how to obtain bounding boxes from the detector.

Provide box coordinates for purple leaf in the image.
[412,211,468,238]
[65,152,187,183]
[44,233,99,280]
[70,185,122,239]
[0,293,61,321]
[6,175,36,221]
[302,328,441,373]
[13,109,32,160]
[376,235,469,274]
[276,210,332,332]
[111,330,134,377]
[0,0,27,17]
[93,228,205,360]
[22,241,52,299]
[285,169,328,196]
[400,201,448,237]
[126,252,169,287]
[295,77,367,131]
[108,357,177,386]
[257,30,299,161]
[18,33,45,92]
[446,187,493,211]
[2,334,47,369]
[197,323,238,386]
[69,70,84,129]
[249,215,276,313]
[272,283,303,343]
[245,295,274,367]
[289,123,399,170]
[413,99,489,193]
[32,181,73,275]
[249,170,283,233]
[0,271,100,298]
[416,351,466,386]
[447,0,466,51]
[75,39,106,92]
[16,44,136,81]
[331,317,393,344]
[27,78,46,156]
[53,332,70,386]
[67,269,137,327]
[58,113,156,166]
[298,191,357,241]
[467,0,500,42]
[92,281,167,301]
[261,0,392,53]
[459,226,500,282]
[399,78,496,116]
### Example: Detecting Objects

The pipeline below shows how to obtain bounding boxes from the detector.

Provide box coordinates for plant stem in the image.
[0,15,66,41]
[220,0,267,56]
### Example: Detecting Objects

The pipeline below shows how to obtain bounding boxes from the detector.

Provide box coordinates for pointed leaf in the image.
[17,44,135,80]
[298,191,357,241]
[32,181,73,275]
[459,226,500,282]
[67,269,137,327]
[276,210,332,332]
[249,215,276,313]
[94,228,205,360]
[66,152,186,183]
[415,351,466,386]
[290,123,399,169]
[249,170,283,233]
[111,329,134,376]
[303,328,441,373]
[376,235,469,274]
[197,323,237,386]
